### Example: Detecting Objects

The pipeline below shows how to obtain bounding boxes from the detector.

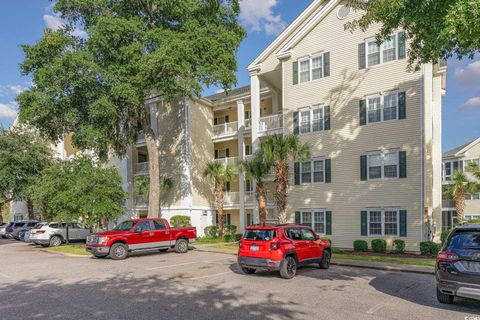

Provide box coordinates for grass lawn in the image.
[334,253,436,267]
[47,244,90,256]
[208,243,239,250]
[194,237,233,245]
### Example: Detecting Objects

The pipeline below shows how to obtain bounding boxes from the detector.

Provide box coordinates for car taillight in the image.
[270,242,280,250]
[438,251,459,263]
[36,230,45,234]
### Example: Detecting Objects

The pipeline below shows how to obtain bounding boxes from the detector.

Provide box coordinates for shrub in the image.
[371,239,387,253]
[224,225,237,236]
[204,225,218,238]
[321,237,332,245]
[441,230,452,245]
[392,239,405,254]
[420,241,441,256]
[170,215,191,228]
[332,247,343,254]
[353,240,368,252]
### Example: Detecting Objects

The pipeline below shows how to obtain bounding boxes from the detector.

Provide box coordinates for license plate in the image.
[250,245,259,252]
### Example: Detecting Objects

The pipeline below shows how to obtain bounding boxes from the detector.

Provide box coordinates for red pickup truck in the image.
[85,218,197,260]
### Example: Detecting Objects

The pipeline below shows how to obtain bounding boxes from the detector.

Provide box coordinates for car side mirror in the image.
[134,227,142,233]
[315,234,320,240]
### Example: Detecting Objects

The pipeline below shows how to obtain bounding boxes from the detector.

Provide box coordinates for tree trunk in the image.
[256,181,267,225]
[141,107,161,218]
[274,162,289,224]
[215,181,225,237]
[27,198,34,220]
[454,191,465,224]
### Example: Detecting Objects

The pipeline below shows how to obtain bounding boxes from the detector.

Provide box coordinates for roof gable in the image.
[443,138,480,158]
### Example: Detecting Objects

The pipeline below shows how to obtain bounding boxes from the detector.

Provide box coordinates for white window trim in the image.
[297,51,328,84]
[214,116,228,125]
[365,90,399,124]
[298,105,326,135]
[215,148,229,159]
[367,149,400,181]
[298,157,326,184]
[298,209,327,234]
[365,33,398,68]
[367,207,400,237]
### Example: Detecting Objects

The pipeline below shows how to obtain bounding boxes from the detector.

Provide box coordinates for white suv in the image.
[30,222,91,247]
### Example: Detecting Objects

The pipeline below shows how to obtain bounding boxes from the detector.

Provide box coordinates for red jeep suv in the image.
[238,224,331,279]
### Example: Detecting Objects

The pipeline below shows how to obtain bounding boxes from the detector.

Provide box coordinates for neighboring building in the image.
[119,0,446,250]
[442,138,480,229]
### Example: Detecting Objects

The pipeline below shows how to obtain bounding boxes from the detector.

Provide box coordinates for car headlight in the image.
[98,236,109,244]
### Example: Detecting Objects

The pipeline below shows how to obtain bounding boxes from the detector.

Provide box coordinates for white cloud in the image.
[454,60,480,87]
[239,0,287,36]
[461,97,480,111]
[0,84,26,97]
[43,10,87,38]
[0,103,17,120]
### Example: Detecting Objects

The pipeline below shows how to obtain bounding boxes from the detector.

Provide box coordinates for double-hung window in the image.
[366,34,397,67]
[368,150,399,180]
[367,92,399,123]
[367,209,400,236]
[299,105,325,134]
[299,210,326,234]
[298,159,325,184]
[311,55,323,80]
[299,59,310,83]
[296,52,330,84]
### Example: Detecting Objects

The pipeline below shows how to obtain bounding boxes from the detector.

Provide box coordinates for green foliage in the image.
[420,241,442,256]
[392,239,406,254]
[239,153,271,183]
[17,0,245,161]
[321,237,332,245]
[441,230,452,245]
[134,176,174,199]
[467,162,480,181]
[353,240,368,252]
[170,215,191,228]
[466,219,480,225]
[259,134,310,167]
[346,0,480,69]
[203,162,236,184]
[30,156,126,229]
[0,128,53,205]
[332,247,344,254]
[224,224,237,236]
[204,225,218,238]
[371,239,387,253]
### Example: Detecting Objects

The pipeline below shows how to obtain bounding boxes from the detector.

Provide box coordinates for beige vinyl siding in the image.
[214,140,239,158]
[278,5,423,250]
[465,199,480,216]
[190,99,215,208]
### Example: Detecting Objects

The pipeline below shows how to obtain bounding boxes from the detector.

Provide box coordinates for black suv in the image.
[436,225,480,304]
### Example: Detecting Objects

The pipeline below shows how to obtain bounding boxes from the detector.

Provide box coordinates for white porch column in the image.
[272,91,279,114]
[250,70,261,224]
[237,99,246,232]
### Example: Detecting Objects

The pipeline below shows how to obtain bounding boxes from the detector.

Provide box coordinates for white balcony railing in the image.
[135,195,148,208]
[213,121,238,138]
[137,132,146,145]
[224,192,240,206]
[258,114,283,134]
[214,157,239,166]
[245,119,252,129]
[136,162,149,175]
[244,191,255,203]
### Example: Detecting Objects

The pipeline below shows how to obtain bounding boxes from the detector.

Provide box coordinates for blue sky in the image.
[0,0,479,151]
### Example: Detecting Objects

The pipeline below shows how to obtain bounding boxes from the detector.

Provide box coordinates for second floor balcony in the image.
[213,121,238,139]
[135,162,149,176]
[442,199,456,209]
[258,114,283,136]
[214,157,239,166]
[135,195,148,209]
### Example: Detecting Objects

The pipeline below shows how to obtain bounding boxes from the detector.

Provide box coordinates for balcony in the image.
[442,199,455,209]
[224,192,240,206]
[135,195,148,209]
[245,119,252,130]
[258,114,283,136]
[213,121,238,139]
[135,162,149,175]
[137,132,146,146]
[214,157,239,166]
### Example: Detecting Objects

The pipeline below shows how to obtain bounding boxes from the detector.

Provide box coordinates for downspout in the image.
[420,65,425,242]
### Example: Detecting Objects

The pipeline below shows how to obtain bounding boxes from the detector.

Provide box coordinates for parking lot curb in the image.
[40,248,91,258]
[193,246,435,275]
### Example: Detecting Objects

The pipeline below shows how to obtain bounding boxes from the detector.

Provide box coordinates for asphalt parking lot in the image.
[0,239,479,320]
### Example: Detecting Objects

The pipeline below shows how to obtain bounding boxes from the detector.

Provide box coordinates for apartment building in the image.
[442,138,480,229]
[121,0,446,249]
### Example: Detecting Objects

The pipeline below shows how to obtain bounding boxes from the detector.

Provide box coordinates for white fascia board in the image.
[455,138,480,157]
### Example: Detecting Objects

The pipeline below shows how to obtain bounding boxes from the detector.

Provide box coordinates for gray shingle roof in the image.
[443,139,477,158]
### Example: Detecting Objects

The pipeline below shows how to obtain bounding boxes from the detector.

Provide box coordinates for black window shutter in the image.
[360,155,368,181]
[453,161,459,173]
[293,111,299,134]
[398,91,406,119]
[294,162,300,185]
[361,211,368,236]
[323,52,330,77]
[325,211,332,235]
[399,210,407,237]
[459,160,464,172]
[295,211,301,224]
[325,159,331,183]
[225,115,229,123]
[359,99,366,125]
[358,43,366,69]
[214,118,218,125]
[398,31,406,59]
[214,150,218,159]
[293,61,299,85]
[324,106,330,130]
[399,151,407,178]
[226,148,230,157]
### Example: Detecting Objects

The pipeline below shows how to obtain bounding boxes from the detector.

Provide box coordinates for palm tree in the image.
[467,161,480,180]
[134,176,174,217]
[203,162,235,236]
[260,134,310,224]
[443,171,477,223]
[239,154,271,225]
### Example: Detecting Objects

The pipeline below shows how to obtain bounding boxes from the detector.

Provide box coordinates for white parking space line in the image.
[145,257,233,271]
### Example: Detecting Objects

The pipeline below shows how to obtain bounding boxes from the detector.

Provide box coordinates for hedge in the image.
[353,240,368,252]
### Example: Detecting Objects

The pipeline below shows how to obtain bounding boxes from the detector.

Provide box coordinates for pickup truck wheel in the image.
[279,256,297,279]
[241,267,256,274]
[436,287,454,304]
[110,243,128,260]
[49,236,62,247]
[174,239,189,253]
[319,250,331,269]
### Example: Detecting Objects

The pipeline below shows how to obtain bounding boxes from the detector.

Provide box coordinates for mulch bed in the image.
[340,250,434,259]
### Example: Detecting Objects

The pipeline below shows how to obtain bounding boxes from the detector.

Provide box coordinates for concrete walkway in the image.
[193,244,435,275]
